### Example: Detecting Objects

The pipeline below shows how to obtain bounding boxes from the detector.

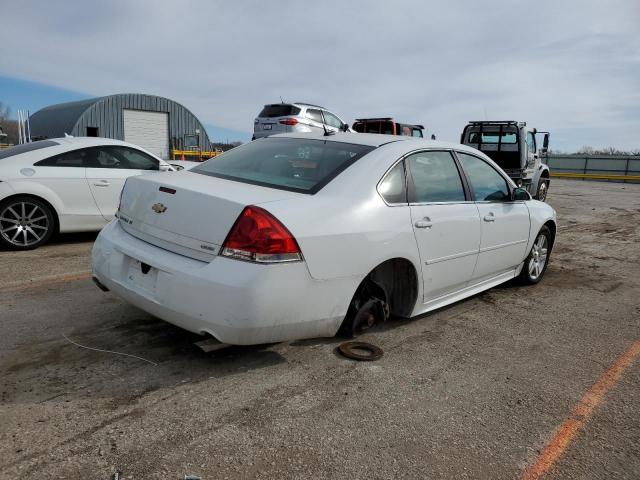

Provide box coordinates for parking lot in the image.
[1,178,639,479]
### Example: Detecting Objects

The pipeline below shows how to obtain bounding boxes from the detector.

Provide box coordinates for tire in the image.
[0,196,55,250]
[535,177,549,202]
[518,225,552,285]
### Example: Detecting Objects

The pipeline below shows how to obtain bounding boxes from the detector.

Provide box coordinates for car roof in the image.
[0,136,162,164]
[266,132,481,153]
[47,136,135,148]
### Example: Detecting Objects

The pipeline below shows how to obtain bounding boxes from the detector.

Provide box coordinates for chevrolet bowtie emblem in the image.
[151,203,167,213]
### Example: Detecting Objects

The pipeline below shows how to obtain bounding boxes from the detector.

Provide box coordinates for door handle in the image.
[415,217,433,229]
[483,213,496,222]
[93,181,110,187]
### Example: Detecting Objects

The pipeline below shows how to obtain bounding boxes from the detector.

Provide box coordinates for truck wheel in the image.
[518,226,552,285]
[536,179,549,202]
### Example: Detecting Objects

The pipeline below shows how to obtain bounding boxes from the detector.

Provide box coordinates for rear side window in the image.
[406,151,466,203]
[306,109,323,123]
[35,148,91,167]
[258,105,301,118]
[0,140,59,160]
[193,137,375,194]
[364,121,381,134]
[457,152,510,201]
[378,162,407,204]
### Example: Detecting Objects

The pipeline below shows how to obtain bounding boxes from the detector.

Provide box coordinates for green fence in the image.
[546,155,640,183]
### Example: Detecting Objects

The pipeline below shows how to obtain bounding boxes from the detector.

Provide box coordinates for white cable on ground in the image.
[62,333,158,366]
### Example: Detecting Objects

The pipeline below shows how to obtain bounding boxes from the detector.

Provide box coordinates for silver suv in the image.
[253,102,349,139]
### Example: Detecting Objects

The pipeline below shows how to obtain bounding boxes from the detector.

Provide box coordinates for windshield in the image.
[192,137,375,194]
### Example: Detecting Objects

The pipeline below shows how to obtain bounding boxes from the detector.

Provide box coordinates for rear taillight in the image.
[221,206,302,263]
[279,118,298,126]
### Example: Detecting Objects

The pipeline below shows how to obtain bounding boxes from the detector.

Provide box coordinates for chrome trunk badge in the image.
[151,203,167,213]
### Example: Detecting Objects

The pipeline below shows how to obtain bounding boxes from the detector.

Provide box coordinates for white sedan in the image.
[92,133,556,345]
[0,137,174,249]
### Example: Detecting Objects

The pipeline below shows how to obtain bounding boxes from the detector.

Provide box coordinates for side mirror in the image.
[341,123,349,132]
[159,163,174,172]
[512,187,530,201]
[541,133,549,154]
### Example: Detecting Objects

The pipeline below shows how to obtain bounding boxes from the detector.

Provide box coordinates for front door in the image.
[85,145,160,221]
[456,152,530,281]
[406,151,481,302]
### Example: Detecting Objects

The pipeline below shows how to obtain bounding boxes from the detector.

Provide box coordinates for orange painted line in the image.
[0,272,92,293]
[521,339,640,480]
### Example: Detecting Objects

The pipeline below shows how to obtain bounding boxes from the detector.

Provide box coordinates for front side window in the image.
[457,152,510,201]
[378,162,407,204]
[193,137,375,194]
[322,111,343,129]
[406,151,466,203]
[527,132,536,153]
[93,146,159,170]
[35,148,91,167]
[412,128,423,137]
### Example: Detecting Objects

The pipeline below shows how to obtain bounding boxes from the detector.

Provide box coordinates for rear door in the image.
[86,146,160,221]
[32,148,104,229]
[406,150,481,302]
[304,109,326,134]
[456,151,530,282]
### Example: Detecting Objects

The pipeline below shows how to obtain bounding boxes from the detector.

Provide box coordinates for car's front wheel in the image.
[518,225,552,284]
[0,196,55,250]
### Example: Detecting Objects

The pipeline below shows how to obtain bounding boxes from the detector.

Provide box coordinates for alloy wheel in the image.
[528,234,548,280]
[0,200,51,247]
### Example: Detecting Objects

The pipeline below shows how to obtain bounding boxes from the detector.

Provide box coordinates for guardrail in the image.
[546,154,640,183]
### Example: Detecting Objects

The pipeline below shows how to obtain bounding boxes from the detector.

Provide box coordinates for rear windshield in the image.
[0,140,59,160]
[192,137,375,194]
[258,105,301,118]
[468,131,517,144]
[353,121,394,134]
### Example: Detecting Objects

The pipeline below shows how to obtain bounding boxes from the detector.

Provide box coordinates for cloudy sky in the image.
[1,0,638,150]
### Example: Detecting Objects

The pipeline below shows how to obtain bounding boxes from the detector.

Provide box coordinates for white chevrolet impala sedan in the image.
[92,133,556,345]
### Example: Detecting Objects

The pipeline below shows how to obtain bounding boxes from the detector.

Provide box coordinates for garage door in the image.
[123,109,169,159]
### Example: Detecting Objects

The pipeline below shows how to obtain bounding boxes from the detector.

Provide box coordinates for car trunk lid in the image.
[118,172,301,262]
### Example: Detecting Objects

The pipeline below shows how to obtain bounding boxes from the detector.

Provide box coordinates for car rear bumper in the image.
[92,220,354,345]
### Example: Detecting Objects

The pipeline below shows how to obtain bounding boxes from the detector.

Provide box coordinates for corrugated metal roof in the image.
[28,94,212,152]
[29,97,102,139]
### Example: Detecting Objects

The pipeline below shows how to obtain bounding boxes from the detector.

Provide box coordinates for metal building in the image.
[29,93,212,159]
